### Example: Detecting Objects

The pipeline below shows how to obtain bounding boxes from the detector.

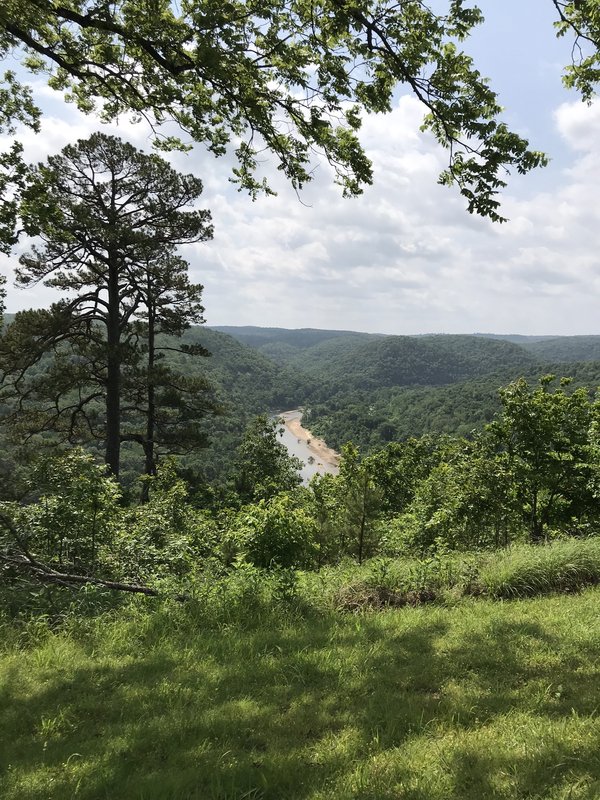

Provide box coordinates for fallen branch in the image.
[0,511,188,601]
[1,552,162,595]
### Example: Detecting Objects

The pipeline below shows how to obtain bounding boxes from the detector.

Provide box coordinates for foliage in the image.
[307,472,343,566]
[489,376,596,541]
[554,0,600,101]
[1,449,121,573]
[0,449,122,617]
[304,538,600,607]
[0,69,39,252]
[364,434,455,515]
[335,443,383,564]
[1,133,214,478]
[231,414,303,504]
[479,537,600,598]
[226,492,317,569]
[115,459,215,582]
[0,1,560,219]
[398,436,520,553]
[305,359,600,455]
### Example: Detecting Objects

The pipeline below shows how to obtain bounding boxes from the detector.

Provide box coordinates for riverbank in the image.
[278,409,340,474]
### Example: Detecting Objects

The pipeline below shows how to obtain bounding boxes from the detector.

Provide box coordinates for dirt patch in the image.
[335,584,438,612]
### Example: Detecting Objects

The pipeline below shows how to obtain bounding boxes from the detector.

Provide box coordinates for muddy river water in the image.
[276,409,340,485]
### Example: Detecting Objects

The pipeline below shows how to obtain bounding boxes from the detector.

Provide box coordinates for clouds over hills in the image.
[2,84,599,336]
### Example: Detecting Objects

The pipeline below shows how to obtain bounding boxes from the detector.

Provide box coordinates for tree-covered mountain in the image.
[286,333,536,395]
[303,361,600,452]
[4,319,600,486]
[518,336,600,363]
[212,325,379,366]
[207,326,600,456]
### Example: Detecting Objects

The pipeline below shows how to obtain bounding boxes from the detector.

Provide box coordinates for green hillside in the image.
[520,335,600,362]
[212,325,378,365]
[304,360,600,451]
[286,334,535,396]
[2,577,600,800]
[4,320,600,482]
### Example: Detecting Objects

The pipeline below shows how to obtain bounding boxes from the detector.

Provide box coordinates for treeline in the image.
[2,375,599,615]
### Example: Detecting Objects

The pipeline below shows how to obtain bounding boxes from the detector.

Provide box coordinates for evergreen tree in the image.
[1,133,213,478]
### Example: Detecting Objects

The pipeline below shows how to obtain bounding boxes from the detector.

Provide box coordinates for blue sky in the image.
[1,3,599,335]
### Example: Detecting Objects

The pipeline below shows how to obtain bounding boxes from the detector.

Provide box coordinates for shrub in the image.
[115,459,217,582]
[3,449,121,573]
[227,493,318,569]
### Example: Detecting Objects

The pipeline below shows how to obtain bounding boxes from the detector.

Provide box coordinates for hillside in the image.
[211,325,379,366]
[520,335,600,362]
[158,327,312,482]
[304,360,600,451]
[4,320,600,483]
[289,333,536,394]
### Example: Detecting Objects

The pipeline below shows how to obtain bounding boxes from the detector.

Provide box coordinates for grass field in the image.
[1,584,600,800]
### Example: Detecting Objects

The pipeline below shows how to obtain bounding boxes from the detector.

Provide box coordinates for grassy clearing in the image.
[1,585,600,800]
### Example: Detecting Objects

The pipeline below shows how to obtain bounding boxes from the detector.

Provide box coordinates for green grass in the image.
[479,537,600,598]
[300,538,600,610]
[1,586,600,799]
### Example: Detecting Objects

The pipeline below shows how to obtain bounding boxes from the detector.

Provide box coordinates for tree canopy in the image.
[5,1,599,220]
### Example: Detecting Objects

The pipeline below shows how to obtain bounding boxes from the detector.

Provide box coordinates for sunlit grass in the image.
[479,537,600,598]
[1,586,600,799]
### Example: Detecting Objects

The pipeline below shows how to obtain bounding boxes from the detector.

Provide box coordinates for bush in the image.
[1,449,121,574]
[114,460,218,582]
[226,493,318,569]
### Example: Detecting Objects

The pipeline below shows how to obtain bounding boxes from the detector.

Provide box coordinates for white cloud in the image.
[3,79,600,335]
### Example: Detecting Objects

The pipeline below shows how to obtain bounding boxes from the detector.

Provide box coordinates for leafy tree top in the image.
[6,0,594,219]
[17,132,212,302]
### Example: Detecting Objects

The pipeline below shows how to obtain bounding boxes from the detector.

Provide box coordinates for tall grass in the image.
[479,537,600,598]
[299,538,600,609]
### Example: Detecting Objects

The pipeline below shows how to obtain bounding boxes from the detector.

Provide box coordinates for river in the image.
[276,410,340,485]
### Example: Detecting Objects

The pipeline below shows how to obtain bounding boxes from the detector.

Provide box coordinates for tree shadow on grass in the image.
[1,599,599,800]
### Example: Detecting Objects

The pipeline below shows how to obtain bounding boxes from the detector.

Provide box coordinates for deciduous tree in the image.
[5,0,586,222]
[489,376,595,541]
[231,415,303,504]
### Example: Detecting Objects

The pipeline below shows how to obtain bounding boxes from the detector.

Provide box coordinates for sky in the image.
[1,0,599,336]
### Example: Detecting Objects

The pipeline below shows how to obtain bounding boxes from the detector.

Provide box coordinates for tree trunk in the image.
[530,488,544,542]
[357,472,368,565]
[141,299,157,503]
[105,261,121,478]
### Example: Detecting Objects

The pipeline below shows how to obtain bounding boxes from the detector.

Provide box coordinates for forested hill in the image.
[518,335,600,362]
[473,333,600,361]
[206,326,600,455]
[211,325,379,366]
[298,334,537,391]
[211,327,537,387]
[3,318,599,481]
